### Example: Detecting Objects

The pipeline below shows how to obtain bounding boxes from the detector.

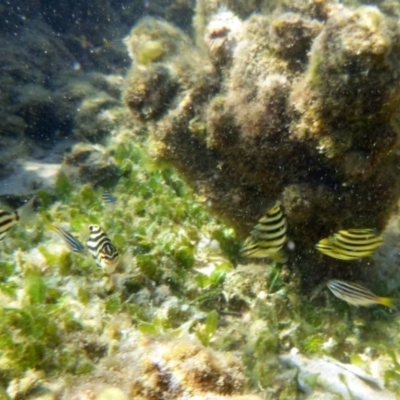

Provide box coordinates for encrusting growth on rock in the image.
[64,335,248,400]
[124,0,400,287]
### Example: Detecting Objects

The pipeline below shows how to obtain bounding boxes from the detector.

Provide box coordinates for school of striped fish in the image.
[0,192,397,308]
[0,192,119,274]
[240,201,394,309]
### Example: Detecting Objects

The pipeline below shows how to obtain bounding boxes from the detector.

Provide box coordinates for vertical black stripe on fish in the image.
[257,207,283,225]
[0,211,18,240]
[87,225,118,261]
[338,229,376,238]
[254,218,286,234]
[87,226,103,253]
[332,235,382,253]
[241,201,286,256]
[252,222,286,246]
[335,231,382,246]
[100,242,119,260]
[87,234,109,255]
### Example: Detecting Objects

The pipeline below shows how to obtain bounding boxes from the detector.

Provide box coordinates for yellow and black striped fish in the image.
[50,225,85,253]
[0,197,35,241]
[327,279,395,308]
[316,228,383,260]
[241,201,287,259]
[0,210,18,241]
[87,225,119,273]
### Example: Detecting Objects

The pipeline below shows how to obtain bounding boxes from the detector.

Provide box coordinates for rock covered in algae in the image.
[64,335,250,400]
[124,1,400,286]
[291,6,400,167]
[60,143,120,188]
[124,17,219,123]
[204,8,243,66]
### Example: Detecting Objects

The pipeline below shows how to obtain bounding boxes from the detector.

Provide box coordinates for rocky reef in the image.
[64,335,249,399]
[124,0,400,286]
[4,0,400,399]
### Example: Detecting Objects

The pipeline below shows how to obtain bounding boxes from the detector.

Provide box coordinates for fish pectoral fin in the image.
[17,196,36,224]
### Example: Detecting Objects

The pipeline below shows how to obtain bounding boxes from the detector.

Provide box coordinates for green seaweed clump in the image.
[0,268,85,384]
[2,119,400,398]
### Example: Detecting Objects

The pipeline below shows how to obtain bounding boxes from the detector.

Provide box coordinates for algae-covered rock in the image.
[124,2,400,287]
[64,335,246,400]
[204,8,243,66]
[291,6,400,166]
[61,143,120,188]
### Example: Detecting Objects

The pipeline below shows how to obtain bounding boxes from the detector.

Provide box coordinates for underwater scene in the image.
[4,0,400,398]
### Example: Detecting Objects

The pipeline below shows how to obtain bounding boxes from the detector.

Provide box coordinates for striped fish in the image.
[0,210,18,241]
[327,279,395,308]
[316,228,383,260]
[0,197,35,241]
[87,225,119,273]
[241,201,287,259]
[50,225,85,253]
[102,191,117,205]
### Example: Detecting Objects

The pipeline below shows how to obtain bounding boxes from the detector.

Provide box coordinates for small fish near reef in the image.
[102,191,117,205]
[316,228,383,261]
[50,225,85,253]
[241,201,287,261]
[327,279,395,309]
[0,197,36,241]
[87,225,119,273]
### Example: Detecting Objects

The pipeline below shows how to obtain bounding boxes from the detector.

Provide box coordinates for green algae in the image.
[137,40,165,64]
[2,133,400,398]
[54,171,73,201]
[24,271,47,305]
[0,304,74,377]
[303,334,324,355]
[80,184,97,205]
[195,309,218,346]
[1,137,228,384]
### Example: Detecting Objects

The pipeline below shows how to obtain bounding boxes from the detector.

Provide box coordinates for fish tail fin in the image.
[379,297,397,310]
[270,249,288,264]
[17,196,36,224]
